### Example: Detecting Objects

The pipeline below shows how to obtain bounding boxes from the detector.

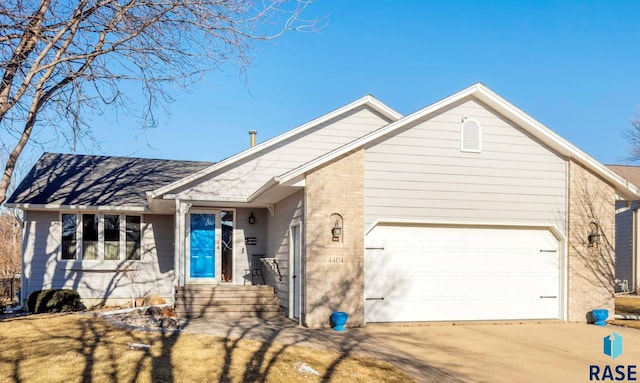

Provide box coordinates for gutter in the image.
[4,203,147,212]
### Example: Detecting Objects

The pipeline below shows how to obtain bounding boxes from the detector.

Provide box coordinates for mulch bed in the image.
[103,306,183,332]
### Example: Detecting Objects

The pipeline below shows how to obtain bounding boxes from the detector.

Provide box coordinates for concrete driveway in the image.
[182,318,640,382]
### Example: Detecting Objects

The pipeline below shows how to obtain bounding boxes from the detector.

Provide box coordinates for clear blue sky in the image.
[29,1,640,168]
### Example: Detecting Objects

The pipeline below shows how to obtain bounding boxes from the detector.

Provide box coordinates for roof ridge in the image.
[41,152,215,165]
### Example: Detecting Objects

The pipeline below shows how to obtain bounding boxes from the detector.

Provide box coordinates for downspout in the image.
[562,160,569,321]
[634,205,638,292]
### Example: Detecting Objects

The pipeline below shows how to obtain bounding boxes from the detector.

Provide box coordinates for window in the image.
[60,213,142,261]
[461,118,481,152]
[82,214,99,260]
[125,215,141,260]
[61,214,77,260]
[104,214,120,260]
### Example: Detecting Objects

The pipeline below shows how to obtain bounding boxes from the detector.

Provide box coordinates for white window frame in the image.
[59,212,143,261]
[60,213,79,260]
[461,118,482,153]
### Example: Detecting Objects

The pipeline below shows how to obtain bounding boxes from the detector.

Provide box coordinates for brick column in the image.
[303,149,365,328]
[567,160,615,321]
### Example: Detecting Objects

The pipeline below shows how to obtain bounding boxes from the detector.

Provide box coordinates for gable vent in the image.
[461,118,481,152]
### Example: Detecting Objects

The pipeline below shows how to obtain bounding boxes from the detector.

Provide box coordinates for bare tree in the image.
[0,0,318,203]
[0,212,21,278]
[624,117,640,161]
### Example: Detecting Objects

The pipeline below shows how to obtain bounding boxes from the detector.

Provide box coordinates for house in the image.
[606,165,640,293]
[7,83,640,327]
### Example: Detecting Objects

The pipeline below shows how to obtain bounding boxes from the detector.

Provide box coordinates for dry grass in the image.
[615,296,640,315]
[612,296,640,330]
[0,313,414,383]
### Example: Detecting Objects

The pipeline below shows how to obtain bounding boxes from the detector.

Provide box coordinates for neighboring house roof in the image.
[255,83,640,202]
[149,94,402,200]
[6,153,214,209]
[607,165,640,190]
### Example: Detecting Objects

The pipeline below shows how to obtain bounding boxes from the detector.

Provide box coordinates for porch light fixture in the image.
[331,220,342,242]
[248,212,256,225]
[588,222,601,248]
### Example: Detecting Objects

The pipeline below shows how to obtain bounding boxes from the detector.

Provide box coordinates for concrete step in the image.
[175,296,278,305]
[175,290,276,298]
[175,309,283,320]
[174,284,283,320]
[176,284,274,292]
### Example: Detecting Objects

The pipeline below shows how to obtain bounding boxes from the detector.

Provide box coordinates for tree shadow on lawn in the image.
[190,316,463,383]
[0,312,427,382]
[0,308,466,382]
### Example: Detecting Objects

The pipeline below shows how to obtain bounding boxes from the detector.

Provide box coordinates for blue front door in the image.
[190,213,215,278]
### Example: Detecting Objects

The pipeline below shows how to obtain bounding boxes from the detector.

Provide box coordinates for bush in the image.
[26,289,86,314]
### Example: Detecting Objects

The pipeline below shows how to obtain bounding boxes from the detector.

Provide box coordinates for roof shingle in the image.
[7,153,214,207]
[607,164,640,190]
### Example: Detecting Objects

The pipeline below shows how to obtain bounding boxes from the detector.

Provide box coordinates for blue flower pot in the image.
[330,311,348,331]
[592,309,609,326]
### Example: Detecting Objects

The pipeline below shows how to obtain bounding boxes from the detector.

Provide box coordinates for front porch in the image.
[173,207,269,287]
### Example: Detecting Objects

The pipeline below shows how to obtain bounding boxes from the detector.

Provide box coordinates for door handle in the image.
[540,296,557,299]
[366,297,384,301]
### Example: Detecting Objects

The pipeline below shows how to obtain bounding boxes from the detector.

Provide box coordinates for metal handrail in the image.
[260,258,283,281]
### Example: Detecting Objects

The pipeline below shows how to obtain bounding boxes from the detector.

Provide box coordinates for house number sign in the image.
[329,256,344,263]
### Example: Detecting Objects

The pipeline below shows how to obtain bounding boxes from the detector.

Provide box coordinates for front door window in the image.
[221,210,234,282]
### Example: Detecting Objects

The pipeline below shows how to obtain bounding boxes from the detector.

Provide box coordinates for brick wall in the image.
[567,160,616,322]
[303,149,365,328]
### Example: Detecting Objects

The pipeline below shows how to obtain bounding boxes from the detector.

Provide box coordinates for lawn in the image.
[0,313,414,383]
[613,296,640,330]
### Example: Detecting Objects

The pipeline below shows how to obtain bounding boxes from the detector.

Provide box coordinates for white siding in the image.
[175,107,391,201]
[364,98,568,232]
[266,190,304,308]
[615,201,636,287]
[22,211,175,305]
[234,208,268,285]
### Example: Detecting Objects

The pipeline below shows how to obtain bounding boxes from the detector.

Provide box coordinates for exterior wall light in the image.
[248,212,256,225]
[588,222,601,248]
[331,220,342,242]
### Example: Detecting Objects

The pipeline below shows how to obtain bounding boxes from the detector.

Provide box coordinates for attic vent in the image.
[461,118,481,152]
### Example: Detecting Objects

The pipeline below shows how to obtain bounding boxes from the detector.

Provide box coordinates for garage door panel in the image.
[365,225,560,322]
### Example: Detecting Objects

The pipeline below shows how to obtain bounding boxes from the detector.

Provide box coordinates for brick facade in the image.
[303,149,364,328]
[567,160,616,322]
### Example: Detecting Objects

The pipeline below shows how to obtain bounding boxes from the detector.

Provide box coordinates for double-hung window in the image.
[104,214,120,260]
[61,214,77,260]
[60,213,141,260]
[125,216,141,260]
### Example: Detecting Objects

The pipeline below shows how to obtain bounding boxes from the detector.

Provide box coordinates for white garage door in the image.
[365,225,560,322]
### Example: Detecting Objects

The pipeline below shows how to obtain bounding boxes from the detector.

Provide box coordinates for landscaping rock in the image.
[162,307,177,317]
[160,317,179,330]
[146,306,164,320]
[107,307,182,332]
[144,294,166,306]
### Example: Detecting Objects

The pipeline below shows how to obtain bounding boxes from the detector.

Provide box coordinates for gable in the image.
[272,83,640,202]
[364,97,568,231]
[168,105,396,201]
